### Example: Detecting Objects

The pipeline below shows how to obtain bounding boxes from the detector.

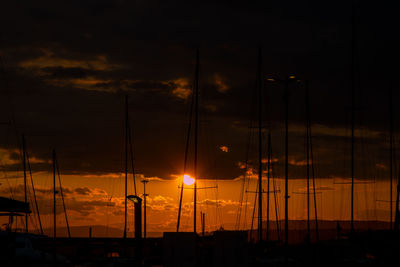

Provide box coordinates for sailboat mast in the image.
[395,162,400,231]
[177,87,194,232]
[22,134,28,233]
[284,78,289,247]
[394,84,400,231]
[53,149,56,239]
[305,81,311,242]
[124,95,128,238]
[257,48,263,242]
[194,49,199,234]
[267,131,271,242]
[350,0,356,234]
[56,156,71,238]
[389,85,393,230]
[307,81,319,241]
[26,144,44,235]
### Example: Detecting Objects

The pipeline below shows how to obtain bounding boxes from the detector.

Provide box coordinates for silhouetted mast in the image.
[55,155,71,238]
[124,95,128,239]
[177,88,194,232]
[395,85,400,230]
[389,85,393,230]
[52,149,56,245]
[257,48,263,242]
[22,134,28,233]
[305,81,319,241]
[26,139,43,235]
[308,81,319,241]
[266,131,271,242]
[395,165,400,231]
[350,0,357,234]
[284,78,289,247]
[305,82,311,242]
[194,49,199,234]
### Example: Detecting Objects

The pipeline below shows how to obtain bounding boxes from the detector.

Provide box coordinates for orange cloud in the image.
[214,73,229,93]
[219,146,229,152]
[288,159,307,166]
[19,53,121,71]
[168,78,191,99]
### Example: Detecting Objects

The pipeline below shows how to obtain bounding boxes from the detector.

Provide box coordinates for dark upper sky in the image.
[0,0,399,180]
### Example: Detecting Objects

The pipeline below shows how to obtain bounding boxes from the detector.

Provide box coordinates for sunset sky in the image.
[0,0,399,236]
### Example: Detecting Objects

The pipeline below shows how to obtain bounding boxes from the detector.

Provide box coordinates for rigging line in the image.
[177,85,194,232]
[243,80,259,231]
[271,145,281,242]
[26,149,44,235]
[308,103,319,242]
[236,121,253,230]
[243,125,257,230]
[193,49,199,234]
[128,122,136,196]
[124,95,128,239]
[250,184,258,242]
[55,156,71,238]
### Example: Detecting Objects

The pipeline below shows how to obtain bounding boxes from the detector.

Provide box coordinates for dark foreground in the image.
[1,230,399,266]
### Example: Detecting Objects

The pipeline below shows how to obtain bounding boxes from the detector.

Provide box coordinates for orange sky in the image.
[0,171,394,237]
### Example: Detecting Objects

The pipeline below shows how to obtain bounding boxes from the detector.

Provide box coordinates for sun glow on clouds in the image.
[169,78,191,99]
[219,145,229,152]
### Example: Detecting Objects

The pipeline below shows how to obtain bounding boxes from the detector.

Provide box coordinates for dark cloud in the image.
[0,0,398,180]
[74,187,92,195]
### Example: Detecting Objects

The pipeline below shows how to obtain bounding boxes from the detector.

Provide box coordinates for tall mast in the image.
[128,123,137,196]
[305,82,311,242]
[26,141,44,235]
[308,81,319,241]
[124,95,128,238]
[266,131,271,242]
[395,162,400,231]
[350,0,356,234]
[177,87,195,232]
[194,49,199,234]
[22,134,28,233]
[257,48,263,242]
[56,156,71,238]
[52,149,57,266]
[394,85,400,230]
[284,78,289,247]
[53,149,56,239]
[389,85,393,230]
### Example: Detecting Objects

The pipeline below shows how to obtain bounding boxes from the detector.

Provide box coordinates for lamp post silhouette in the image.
[141,179,149,239]
[127,195,142,239]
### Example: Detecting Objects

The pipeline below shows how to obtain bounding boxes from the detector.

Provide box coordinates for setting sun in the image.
[183,174,195,186]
